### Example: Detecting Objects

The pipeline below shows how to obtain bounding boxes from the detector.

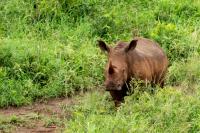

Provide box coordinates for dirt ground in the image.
[0,96,77,133]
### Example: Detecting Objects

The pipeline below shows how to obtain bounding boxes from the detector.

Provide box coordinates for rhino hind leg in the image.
[149,77,165,90]
[159,79,164,88]
[158,72,167,88]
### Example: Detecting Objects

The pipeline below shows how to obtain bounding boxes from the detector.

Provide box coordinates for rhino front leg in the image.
[109,90,127,107]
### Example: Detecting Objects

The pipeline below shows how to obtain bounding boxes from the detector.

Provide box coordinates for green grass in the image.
[0,37,104,106]
[0,0,199,107]
[66,88,200,133]
[0,0,200,132]
[0,114,27,132]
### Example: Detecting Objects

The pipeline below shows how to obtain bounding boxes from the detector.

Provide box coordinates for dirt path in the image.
[0,96,79,133]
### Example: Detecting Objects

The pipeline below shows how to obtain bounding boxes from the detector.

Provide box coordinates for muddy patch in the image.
[0,97,77,133]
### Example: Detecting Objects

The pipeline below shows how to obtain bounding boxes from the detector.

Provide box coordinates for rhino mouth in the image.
[105,84,122,91]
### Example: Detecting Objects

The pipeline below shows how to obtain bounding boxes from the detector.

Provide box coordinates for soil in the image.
[0,96,77,133]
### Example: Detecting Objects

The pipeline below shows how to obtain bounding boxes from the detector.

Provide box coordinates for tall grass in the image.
[66,88,200,132]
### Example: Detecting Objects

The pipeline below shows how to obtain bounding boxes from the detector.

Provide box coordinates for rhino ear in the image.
[97,40,110,53]
[125,39,137,52]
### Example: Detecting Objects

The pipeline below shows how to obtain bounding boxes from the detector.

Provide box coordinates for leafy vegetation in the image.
[0,0,200,132]
[66,88,200,132]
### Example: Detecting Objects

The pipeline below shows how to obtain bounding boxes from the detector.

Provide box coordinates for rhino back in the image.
[128,37,168,83]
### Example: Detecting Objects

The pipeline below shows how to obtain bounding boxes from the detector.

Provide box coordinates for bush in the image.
[0,38,104,107]
[167,56,200,93]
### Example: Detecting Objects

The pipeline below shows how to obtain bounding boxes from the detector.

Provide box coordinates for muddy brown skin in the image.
[98,37,168,107]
